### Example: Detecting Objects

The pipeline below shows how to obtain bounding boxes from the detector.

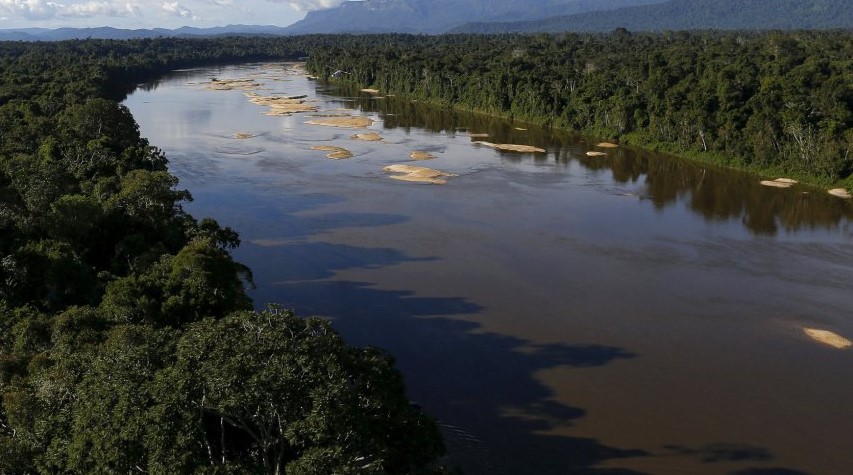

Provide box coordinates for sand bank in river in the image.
[384,164,454,184]
[206,78,261,91]
[361,88,381,94]
[306,116,375,128]
[310,145,353,160]
[586,151,607,157]
[245,93,318,115]
[409,151,435,160]
[474,141,546,153]
[234,132,255,139]
[803,328,852,349]
[828,188,852,199]
[760,178,798,189]
[467,132,490,138]
[351,132,383,142]
[596,142,619,148]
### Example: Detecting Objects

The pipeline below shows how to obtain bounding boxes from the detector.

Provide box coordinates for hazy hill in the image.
[282,0,666,34]
[0,25,291,41]
[451,0,853,33]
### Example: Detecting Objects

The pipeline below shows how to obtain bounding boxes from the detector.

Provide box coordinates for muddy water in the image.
[124,63,853,475]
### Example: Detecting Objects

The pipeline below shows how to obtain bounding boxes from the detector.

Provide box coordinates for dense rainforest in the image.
[305,31,853,187]
[1,29,852,473]
[0,37,444,474]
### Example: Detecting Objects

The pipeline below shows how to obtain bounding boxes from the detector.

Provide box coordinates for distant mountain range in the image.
[0,25,291,41]
[451,0,853,33]
[0,0,850,41]
[282,0,667,34]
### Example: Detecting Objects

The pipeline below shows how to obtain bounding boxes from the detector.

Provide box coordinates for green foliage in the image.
[153,308,444,474]
[305,31,853,185]
[0,36,445,473]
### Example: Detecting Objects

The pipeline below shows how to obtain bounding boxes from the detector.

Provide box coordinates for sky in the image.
[0,0,352,29]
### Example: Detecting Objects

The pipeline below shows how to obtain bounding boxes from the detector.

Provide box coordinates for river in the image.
[124,62,853,475]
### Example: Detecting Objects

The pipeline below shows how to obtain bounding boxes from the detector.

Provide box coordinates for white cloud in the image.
[0,0,311,27]
[63,0,132,17]
[0,0,62,20]
[161,0,191,17]
[0,0,143,20]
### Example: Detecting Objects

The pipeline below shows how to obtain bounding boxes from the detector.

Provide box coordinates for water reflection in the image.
[326,83,853,236]
[124,64,853,475]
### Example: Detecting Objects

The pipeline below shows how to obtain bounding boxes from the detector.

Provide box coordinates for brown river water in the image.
[124,63,853,475]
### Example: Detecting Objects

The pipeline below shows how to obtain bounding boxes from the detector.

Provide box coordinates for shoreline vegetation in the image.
[1,30,851,472]
[303,31,853,194]
[0,37,446,473]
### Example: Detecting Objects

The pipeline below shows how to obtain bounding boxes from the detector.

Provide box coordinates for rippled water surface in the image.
[124,63,853,475]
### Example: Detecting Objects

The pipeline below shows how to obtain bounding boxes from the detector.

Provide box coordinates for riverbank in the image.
[124,62,853,475]
[320,77,852,197]
[303,32,853,197]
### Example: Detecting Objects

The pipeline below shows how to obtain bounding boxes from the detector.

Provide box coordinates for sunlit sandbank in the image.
[384,164,454,184]
[828,188,852,199]
[306,116,375,128]
[409,151,435,160]
[760,178,798,189]
[310,145,353,159]
[803,328,852,349]
[352,132,383,141]
[245,92,319,115]
[473,141,546,153]
[205,78,261,91]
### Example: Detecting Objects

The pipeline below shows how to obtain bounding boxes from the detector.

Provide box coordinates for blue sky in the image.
[0,0,350,28]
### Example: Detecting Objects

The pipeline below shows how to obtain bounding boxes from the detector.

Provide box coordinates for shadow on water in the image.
[264,273,649,474]
[139,71,830,475]
[233,190,815,474]
[229,189,648,474]
[731,469,812,475]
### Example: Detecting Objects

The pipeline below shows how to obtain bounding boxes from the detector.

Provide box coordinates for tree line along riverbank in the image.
[304,31,853,190]
[1,29,851,472]
[0,37,444,473]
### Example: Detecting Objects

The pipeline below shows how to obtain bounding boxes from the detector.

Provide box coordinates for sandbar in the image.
[596,142,619,148]
[586,151,607,157]
[409,151,435,160]
[474,141,546,153]
[310,145,353,160]
[467,133,490,138]
[306,116,375,128]
[351,132,383,142]
[361,88,381,94]
[773,178,798,184]
[206,78,260,91]
[803,328,852,349]
[246,93,318,115]
[828,188,852,199]
[760,180,794,189]
[234,132,255,139]
[384,164,454,185]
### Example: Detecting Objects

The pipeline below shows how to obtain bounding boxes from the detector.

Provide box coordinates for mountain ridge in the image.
[2,0,850,41]
[0,24,292,41]
[282,0,667,34]
[451,0,853,33]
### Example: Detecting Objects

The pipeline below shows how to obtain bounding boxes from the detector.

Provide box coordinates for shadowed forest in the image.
[1,30,851,472]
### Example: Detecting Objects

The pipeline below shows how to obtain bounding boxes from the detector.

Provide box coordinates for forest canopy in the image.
[0,36,444,474]
[305,31,853,186]
[1,29,852,472]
